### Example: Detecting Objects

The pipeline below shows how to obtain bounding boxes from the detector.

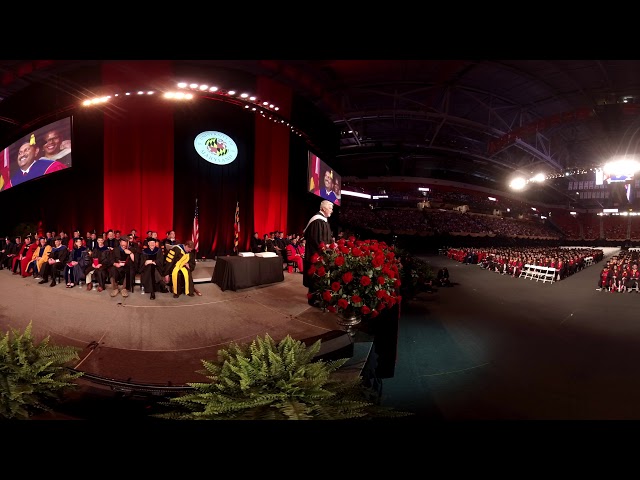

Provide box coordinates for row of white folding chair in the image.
[519,264,556,283]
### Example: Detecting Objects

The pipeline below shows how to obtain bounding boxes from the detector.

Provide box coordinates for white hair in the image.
[320,200,334,210]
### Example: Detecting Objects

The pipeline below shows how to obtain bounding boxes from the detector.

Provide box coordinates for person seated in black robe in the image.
[161,230,178,258]
[104,229,118,250]
[0,236,20,270]
[84,237,112,292]
[264,233,277,253]
[64,237,89,288]
[138,238,168,300]
[0,237,12,269]
[108,238,136,298]
[38,236,69,287]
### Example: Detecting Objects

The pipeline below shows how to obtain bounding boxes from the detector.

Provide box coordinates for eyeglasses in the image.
[44,136,60,144]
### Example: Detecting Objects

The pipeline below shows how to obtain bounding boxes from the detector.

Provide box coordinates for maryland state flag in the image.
[233,201,240,253]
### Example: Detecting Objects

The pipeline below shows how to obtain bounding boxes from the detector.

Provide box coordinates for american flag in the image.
[233,201,240,253]
[192,199,199,252]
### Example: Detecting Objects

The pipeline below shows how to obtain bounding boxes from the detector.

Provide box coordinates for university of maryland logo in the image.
[194,131,238,165]
[205,137,227,156]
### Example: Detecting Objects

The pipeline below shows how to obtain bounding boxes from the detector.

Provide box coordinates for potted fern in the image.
[153,333,412,420]
[0,321,84,420]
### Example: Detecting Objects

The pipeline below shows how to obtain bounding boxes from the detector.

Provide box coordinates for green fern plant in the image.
[0,321,84,420]
[154,334,412,420]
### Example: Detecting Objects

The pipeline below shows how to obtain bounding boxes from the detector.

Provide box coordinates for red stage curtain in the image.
[102,61,174,235]
[253,77,292,237]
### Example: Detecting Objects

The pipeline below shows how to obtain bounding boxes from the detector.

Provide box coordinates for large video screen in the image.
[0,116,72,192]
[307,151,341,206]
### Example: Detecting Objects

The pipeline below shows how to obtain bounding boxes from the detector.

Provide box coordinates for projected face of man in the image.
[323,169,333,192]
[17,143,38,171]
[42,130,62,158]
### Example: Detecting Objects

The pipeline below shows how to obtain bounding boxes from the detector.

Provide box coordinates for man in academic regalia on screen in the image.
[8,135,65,188]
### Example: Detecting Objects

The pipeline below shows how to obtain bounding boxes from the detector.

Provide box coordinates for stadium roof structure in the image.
[1,59,640,207]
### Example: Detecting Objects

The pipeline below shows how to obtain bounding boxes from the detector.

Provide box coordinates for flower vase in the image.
[335,312,361,337]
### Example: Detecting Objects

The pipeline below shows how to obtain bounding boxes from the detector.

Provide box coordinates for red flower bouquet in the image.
[308,237,402,319]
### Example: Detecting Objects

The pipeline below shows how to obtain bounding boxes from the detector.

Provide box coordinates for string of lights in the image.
[80,80,313,145]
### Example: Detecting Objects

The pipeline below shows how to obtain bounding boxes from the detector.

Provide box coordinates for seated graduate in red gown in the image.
[285,237,304,272]
[11,234,36,276]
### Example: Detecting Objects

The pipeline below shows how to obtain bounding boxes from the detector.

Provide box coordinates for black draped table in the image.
[212,256,284,291]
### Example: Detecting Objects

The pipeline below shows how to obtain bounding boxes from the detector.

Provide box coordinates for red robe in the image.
[20,242,38,276]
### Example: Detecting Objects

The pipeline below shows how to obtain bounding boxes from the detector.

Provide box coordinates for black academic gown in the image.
[302,213,332,289]
[138,246,167,294]
[250,236,263,253]
[65,245,89,284]
[41,244,69,280]
[164,244,196,296]
[85,246,112,288]
[0,240,18,269]
[109,246,136,289]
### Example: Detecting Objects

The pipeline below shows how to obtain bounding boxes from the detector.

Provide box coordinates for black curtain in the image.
[173,101,255,258]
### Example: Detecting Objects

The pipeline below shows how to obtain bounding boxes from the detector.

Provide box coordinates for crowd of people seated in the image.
[447,246,604,281]
[249,229,356,274]
[427,189,526,214]
[596,252,640,292]
[0,228,200,300]
[340,206,560,238]
[250,230,307,274]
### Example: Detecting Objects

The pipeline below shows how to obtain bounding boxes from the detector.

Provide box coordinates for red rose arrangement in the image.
[308,236,402,319]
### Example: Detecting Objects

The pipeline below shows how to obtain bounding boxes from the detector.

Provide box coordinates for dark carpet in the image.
[380,250,640,420]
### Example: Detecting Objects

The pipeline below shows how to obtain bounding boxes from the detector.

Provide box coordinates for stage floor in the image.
[0,258,340,387]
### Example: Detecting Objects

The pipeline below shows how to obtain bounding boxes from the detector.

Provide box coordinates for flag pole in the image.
[192,197,200,262]
[233,200,240,255]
